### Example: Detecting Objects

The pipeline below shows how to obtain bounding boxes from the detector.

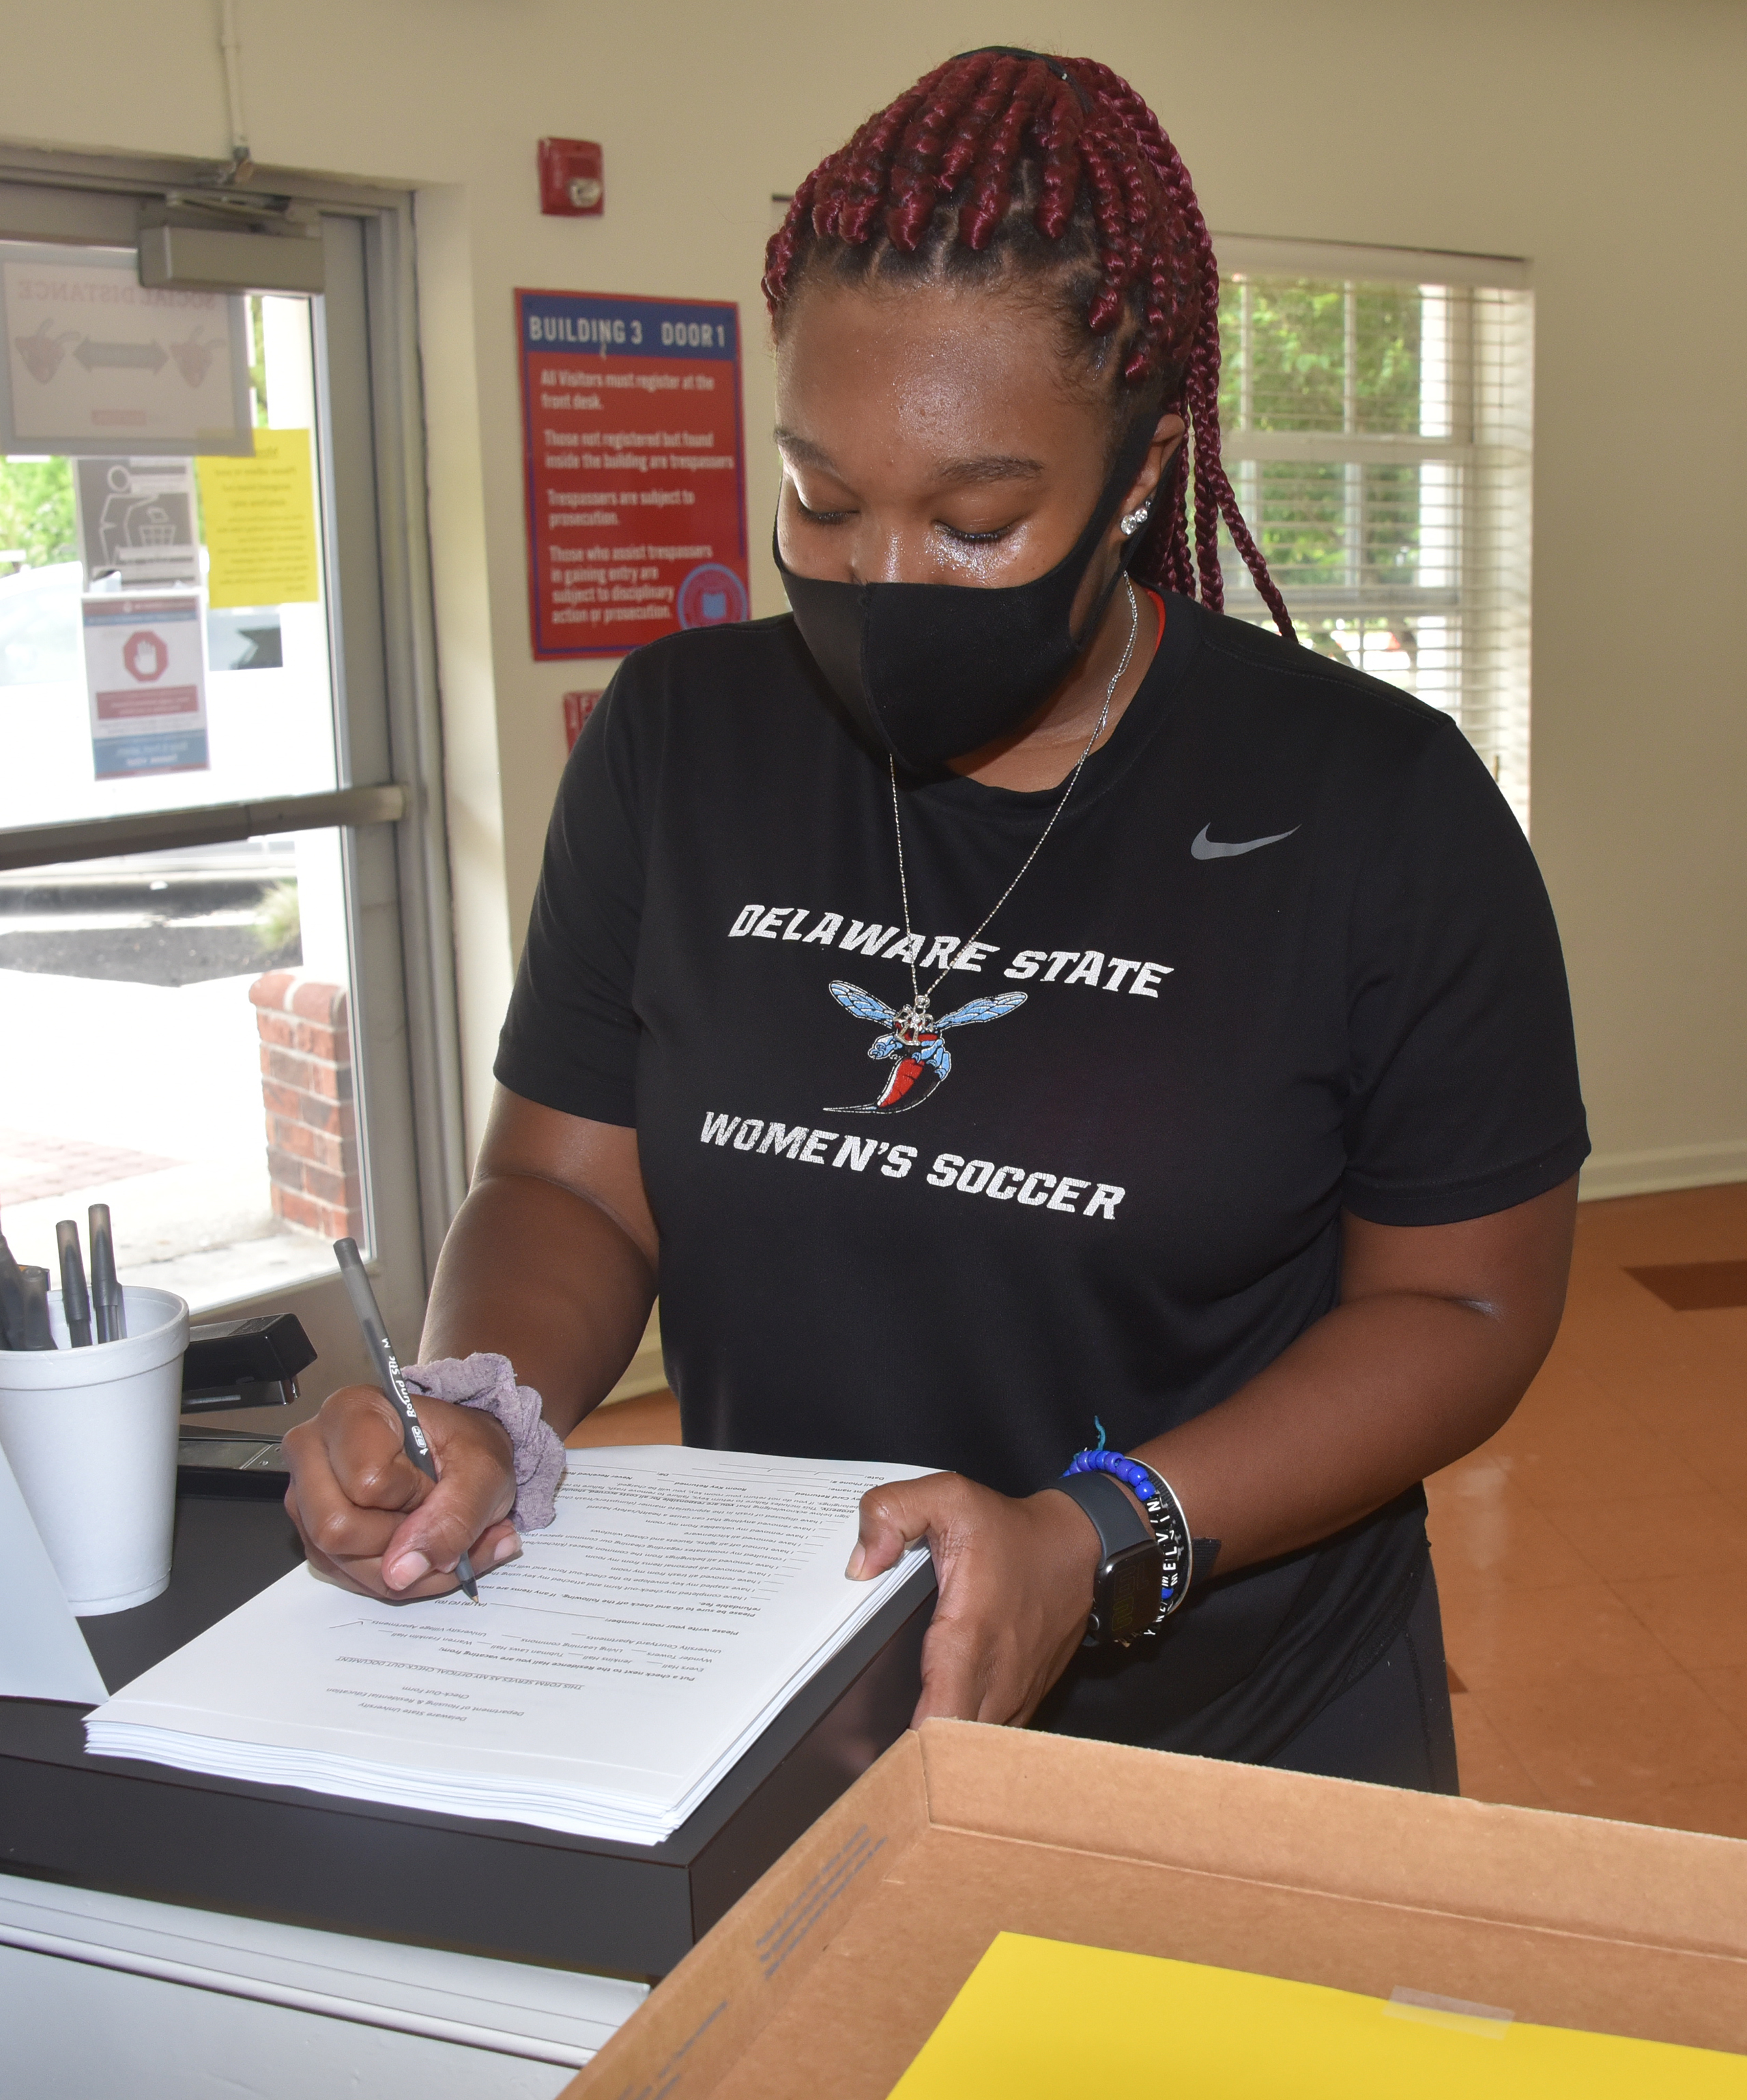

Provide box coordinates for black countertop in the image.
[1,1481,934,1979]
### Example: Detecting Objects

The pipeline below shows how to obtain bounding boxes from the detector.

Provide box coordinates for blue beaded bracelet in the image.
[1063,1446,1192,1624]
[1064,1446,1156,1506]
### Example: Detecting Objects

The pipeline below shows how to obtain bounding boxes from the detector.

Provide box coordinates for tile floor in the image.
[1428,1180,1747,1836]
[571,1182,1747,1835]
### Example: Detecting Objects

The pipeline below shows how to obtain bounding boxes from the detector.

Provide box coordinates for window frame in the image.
[0,147,464,1369]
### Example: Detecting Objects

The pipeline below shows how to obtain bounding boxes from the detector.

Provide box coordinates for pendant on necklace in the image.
[819,581,1137,1118]
[823,980,1027,1115]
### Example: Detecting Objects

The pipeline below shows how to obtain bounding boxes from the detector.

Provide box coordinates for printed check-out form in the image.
[85,1447,932,1843]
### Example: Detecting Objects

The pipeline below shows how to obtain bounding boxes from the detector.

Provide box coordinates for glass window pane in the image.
[0,279,337,830]
[1351,286,1423,436]
[1218,278,1425,437]
[1215,261,1533,826]
[0,826,362,1312]
[0,240,381,1315]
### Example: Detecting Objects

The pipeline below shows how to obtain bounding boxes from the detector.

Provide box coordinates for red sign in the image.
[121,629,170,681]
[517,290,749,660]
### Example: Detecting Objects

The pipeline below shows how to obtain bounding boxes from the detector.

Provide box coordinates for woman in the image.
[285,49,1586,1791]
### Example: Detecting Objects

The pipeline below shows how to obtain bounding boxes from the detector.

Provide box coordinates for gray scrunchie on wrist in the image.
[401,1352,565,1532]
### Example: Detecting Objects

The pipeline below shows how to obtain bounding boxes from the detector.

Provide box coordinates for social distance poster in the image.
[0,242,252,456]
[517,290,749,658]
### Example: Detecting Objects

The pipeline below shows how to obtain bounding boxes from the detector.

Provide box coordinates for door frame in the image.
[0,145,464,1388]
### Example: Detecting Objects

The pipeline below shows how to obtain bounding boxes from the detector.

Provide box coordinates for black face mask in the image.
[776,420,1155,773]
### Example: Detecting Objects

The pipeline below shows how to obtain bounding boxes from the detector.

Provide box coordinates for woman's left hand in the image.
[849,1473,1102,1725]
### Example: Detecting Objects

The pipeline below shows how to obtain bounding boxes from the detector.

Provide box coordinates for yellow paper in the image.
[887,1934,1747,2098]
[196,428,319,608]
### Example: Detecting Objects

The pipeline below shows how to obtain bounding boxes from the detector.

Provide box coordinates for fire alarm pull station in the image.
[539,138,604,216]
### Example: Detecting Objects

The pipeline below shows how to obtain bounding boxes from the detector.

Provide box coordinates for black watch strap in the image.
[1049,1472,1164,1647]
[1050,1470,1153,1556]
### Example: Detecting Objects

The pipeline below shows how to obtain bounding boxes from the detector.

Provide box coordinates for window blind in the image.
[1211,239,1534,827]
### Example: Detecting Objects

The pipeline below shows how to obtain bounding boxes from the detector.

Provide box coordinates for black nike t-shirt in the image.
[496,594,1589,1762]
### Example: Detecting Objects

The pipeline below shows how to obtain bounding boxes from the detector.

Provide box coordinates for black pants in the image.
[1267,1563,1460,1794]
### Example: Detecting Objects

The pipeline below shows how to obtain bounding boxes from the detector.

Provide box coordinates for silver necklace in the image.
[886,574,1140,1030]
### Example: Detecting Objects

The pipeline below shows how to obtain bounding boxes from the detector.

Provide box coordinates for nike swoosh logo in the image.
[1191,823,1299,860]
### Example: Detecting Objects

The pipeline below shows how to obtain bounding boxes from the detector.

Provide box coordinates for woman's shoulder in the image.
[569,613,841,817]
[1161,594,1495,828]
[1162,596,1524,884]
[1174,596,1461,756]
[605,611,819,714]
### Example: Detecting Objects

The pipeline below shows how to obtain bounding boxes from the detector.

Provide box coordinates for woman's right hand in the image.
[282,1385,520,1601]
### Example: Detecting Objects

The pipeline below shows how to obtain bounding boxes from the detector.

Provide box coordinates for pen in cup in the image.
[57,1220,93,1347]
[89,1204,126,1343]
[0,1223,28,1350]
[332,1236,480,1602]
[18,1266,57,1350]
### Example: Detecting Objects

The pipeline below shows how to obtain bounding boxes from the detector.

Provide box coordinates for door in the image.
[0,162,463,1420]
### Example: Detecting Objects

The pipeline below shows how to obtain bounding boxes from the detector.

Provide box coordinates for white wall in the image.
[3,0,1742,1191]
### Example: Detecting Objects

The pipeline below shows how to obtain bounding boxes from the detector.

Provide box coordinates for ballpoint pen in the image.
[17,1267,57,1350]
[332,1237,480,1601]
[89,1204,126,1343]
[0,1221,27,1350]
[57,1220,93,1347]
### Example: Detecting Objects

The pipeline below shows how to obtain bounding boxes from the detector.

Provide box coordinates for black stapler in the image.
[180,1313,317,1412]
[177,1315,317,1493]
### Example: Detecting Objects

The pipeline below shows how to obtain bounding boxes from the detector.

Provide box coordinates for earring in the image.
[1119,504,1151,538]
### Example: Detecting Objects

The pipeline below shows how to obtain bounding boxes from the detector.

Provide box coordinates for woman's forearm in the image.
[1132,1181,1578,1575]
[419,1170,656,1436]
[1134,1292,1527,1571]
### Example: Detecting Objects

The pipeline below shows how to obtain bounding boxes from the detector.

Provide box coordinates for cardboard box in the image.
[564,1717,1747,2097]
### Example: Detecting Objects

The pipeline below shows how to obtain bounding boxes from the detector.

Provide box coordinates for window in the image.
[1214,238,1533,827]
[0,168,461,1368]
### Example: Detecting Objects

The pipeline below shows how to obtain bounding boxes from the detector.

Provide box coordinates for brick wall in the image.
[248,971,364,1242]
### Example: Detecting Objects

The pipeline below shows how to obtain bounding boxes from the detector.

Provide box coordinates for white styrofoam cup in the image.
[0,1287,188,1614]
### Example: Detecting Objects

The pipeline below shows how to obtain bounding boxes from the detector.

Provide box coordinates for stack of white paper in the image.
[85,1446,933,1844]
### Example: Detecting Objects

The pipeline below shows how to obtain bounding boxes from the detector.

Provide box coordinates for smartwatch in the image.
[1048,1470,1164,1648]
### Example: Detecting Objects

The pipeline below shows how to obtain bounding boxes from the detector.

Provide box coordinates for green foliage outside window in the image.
[248,295,269,426]
[1217,278,1422,435]
[0,456,76,569]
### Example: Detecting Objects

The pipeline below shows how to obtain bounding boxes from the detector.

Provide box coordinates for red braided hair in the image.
[764,49,1294,639]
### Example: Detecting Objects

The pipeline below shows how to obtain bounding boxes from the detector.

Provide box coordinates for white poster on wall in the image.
[74,457,201,587]
[0,242,253,456]
[81,591,210,780]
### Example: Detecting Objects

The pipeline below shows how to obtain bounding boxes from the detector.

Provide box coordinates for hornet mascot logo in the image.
[825,979,1026,1115]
